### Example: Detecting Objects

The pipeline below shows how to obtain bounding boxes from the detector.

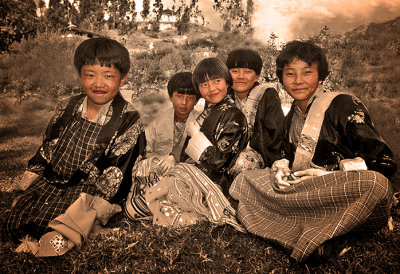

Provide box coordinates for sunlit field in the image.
[1,21,399,272]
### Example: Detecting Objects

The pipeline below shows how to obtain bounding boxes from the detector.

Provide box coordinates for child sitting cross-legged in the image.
[125,72,201,219]
[132,58,249,230]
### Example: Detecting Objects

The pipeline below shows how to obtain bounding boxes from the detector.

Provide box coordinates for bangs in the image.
[74,38,130,76]
[83,46,126,73]
[226,49,262,75]
[192,58,231,89]
[229,55,255,70]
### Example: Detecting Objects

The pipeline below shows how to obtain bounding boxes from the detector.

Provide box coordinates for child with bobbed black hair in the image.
[148,71,200,170]
[125,71,201,220]
[226,48,284,176]
[140,58,248,230]
[230,40,397,263]
[74,37,131,78]
[185,57,248,182]
[2,37,146,256]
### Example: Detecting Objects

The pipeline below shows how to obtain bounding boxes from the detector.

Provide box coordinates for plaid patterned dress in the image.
[3,93,146,243]
[229,169,392,262]
[229,92,396,262]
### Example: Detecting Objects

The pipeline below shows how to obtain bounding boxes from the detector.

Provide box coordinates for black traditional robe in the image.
[3,92,146,243]
[283,93,397,178]
[181,95,248,190]
[229,92,397,261]
[229,83,285,167]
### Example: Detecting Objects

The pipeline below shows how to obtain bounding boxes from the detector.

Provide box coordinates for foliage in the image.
[141,0,150,21]
[0,0,38,52]
[173,0,203,35]
[3,32,85,102]
[213,0,251,33]
[308,20,400,97]
[77,0,106,31]
[106,0,137,34]
[44,0,70,31]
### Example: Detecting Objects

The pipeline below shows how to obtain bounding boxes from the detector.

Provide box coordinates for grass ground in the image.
[0,94,399,273]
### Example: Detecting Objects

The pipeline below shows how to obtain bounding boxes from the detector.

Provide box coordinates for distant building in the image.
[135,8,201,31]
[160,9,177,23]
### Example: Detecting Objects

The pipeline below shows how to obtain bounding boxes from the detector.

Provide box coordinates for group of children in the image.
[1,37,397,263]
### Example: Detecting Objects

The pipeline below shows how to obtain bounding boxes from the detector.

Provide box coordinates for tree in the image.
[213,0,247,32]
[44,0,70,31]
[106,0,137,34]
[37,0,46,17]
[173,0,202,34]
[78,0,106,31]
[0,0,38,52]
[150,0,163,32]
[153,0,163,21]
[141,0,150,22]
[244,0,253,33]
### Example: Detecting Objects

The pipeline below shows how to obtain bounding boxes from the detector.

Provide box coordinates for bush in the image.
[4,32,85,101]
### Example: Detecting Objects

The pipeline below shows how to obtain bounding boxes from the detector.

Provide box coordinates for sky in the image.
[41,0,400,42]
[152,0,400,42]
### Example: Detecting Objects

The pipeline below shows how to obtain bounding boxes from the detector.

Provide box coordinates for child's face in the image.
[282,58,319,103]
[79,64,126,109]
[170,91,198,121]
[198,77,228,105]
[229,68,259,94]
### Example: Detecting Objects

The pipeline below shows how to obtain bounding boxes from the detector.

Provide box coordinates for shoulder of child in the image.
[330,93,366,110]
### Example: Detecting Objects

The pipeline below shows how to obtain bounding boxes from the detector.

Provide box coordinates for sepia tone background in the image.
[1,0,399,272]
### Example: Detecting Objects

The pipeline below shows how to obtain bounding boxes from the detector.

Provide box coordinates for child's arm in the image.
[186,108,247,173]
[250,88,285,167]
[326,94,397,178]
[27,98,71,174]
[14,99,71,191]
[87,113,146,203]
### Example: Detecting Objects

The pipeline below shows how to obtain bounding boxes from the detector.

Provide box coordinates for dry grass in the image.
[0,94,399,272]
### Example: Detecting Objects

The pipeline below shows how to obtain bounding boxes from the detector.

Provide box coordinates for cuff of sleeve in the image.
[339,157,368,171]
[185,132,212,163]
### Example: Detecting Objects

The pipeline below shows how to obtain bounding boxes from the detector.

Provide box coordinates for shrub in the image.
[0,97,14,115]
[0,56,9,91]
[4,32,85,101]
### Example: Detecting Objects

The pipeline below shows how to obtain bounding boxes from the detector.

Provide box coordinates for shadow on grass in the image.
[0,148,31,172]
[0,206,399,273]
[0,114,48,143]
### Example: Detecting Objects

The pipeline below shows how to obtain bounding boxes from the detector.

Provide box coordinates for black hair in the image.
[167,72,200,100]
[226,48,263,75]
[276,40,329,84]
[192,57,232,94]
[74,37,130,77]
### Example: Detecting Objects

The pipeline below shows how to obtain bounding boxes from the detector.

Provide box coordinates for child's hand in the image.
[158,155,176,174]
[287,168,332,184]
[186,120,201,137]
[271,159,291,189]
